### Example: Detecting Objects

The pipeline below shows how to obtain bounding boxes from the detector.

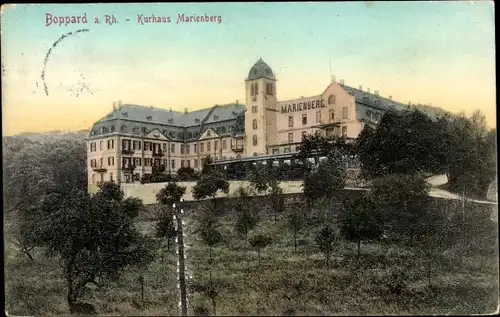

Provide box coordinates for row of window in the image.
[92,125,236,138]
[91,138,239,154]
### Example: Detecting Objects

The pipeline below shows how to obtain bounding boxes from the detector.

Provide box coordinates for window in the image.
[171,160,175,169]
[342,126,347,137]
[255,83,258,95]
[331,111,335,121]
[214,140,218,151]
[222,140,227,150]
[181,160,185,168]
[181,144,185,154]
[194,159,198,168]
[100,158,104,167]
[186,145,190,154]
[221,127,227,133]
[144,142,150,151]
[253,119,258,130]
[342,107,348,119]
[288,116,294,127]
[187,160,191,168]
[145,158,152,166]
[107,157,115,166]
[142,127,147,133]
[171,144,175,153]
[252,106,257,113]
[207,130,211,137]
[302,114,307,125]
[251,83,255,96]
[328,95,336,105]
[207,141,211,152]
[316,111,321,123]
[100,141,103,150]
[200,143,204,153]
[288,133,294,143]
[194,144,198,153]
[90,142,96,152]
[107,139,114,149]
[146,116,152,121]
[253,135,258,146]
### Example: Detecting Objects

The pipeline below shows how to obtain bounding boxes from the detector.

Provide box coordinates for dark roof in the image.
[246,58,276,81]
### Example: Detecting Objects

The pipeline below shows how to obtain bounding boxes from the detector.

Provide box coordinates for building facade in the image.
[86,58,410,186]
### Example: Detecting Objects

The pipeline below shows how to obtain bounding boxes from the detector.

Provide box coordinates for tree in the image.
[302,150,346,207]
[234,187,259,239]
[201,155,215,175]
[156,182,186,206]
[248,164,281,195]
[28,182,155,313]
[248,234,272,266]
[339,195,384,256]
[154,206,177,252]
[176,166,198,181]
[192,173,229,209]
[201,227,223,261]
[356,109,448,179]
[269,180,285,225]
[314,225,338,269]
[296,133,352,167]
[197,205,223,261]
[286,205,306,253]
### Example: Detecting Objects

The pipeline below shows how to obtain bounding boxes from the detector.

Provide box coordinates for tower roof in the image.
[247,58,275,80]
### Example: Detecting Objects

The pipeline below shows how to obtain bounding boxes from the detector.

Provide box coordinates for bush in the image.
[385,266,410,295]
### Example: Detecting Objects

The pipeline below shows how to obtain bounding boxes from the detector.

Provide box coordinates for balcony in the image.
[92,165,107,173]
[152,150,164,157]
[122,164,136,173]
[122,149,134,155]
[231,144,244,152]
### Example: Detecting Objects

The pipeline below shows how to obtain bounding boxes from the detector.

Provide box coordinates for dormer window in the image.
[122,112,128,117]
[120,125,127,132]
[169,132,174,138]
[177,132,182,139]
[213,115,219,120]
[147,116,152,120]
[221,126,227,133]
[195,118,200,123]
[168,118,174,124]
[110,125,115,132]
[195,132,200,137]
[91,130,96,136]
[207,130,211,137]
[142,127,147,133]
[187,132,192,138]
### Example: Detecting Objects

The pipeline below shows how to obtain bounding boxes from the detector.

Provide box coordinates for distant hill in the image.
[4,130,88,143]
[408,103,455,120]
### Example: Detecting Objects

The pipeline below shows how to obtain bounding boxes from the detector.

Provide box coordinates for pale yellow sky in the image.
[2,2,496,136]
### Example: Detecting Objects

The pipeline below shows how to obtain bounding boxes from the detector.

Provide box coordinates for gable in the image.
[145,129,170,141]
[199,128,219,140]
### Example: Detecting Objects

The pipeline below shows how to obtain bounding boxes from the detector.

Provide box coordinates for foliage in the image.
[25,182,155,312]
[154,206,177,251]
[269,181,285,225]
[192,172,230,207]
[201,155,215,175]
[248,165,281,195]
[156,182,186,206]
[356,109,448,178]
[296,133,354,166]
[339,195,384,256]
[248,234,272,265]
[302,150,346,206]
[176,166,199,181]
[314,225,338,269]
[234,188,259,239]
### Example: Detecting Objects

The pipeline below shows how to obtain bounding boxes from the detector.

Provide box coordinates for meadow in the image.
[183,199,499,316]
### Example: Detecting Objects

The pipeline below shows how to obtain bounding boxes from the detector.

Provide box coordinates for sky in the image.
[1,2,496,136]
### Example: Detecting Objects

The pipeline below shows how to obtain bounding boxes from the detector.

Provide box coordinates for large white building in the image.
[86,58,412,186]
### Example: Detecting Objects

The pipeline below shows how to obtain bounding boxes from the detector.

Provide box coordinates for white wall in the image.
[120,180,305,204]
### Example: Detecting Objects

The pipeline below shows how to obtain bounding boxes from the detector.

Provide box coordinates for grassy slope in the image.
[4,219,179,316]
[184,206,498,316]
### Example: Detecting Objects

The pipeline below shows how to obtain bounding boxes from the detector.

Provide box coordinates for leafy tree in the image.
[154,206,177,252]
[356,109,448,179]
[314,225,338,269]
[248,234,272,266]
[201,155,215,175]
[269,180,285,225]
[302,150,346,207]
[234,187,259,239]
[192,173,229,208]
[339,195,384,256]
[156,182,186,206]
[286,205,306,253]
[248,164,281,195]
[28,182,155,313]
[201,227,223,261]
[176,166,198,181]
[296,133,352,167]
[196,205,223,261]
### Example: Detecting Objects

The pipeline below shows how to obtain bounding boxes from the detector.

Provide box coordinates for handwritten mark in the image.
[40,29,90,96]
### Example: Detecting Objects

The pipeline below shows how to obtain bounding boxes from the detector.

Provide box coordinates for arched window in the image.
[177,132,183,139]
[252,119,257,130]
[187,132,193,138]
[169,132,174,138]
[228,125,233,132]
[270,83,274,96]
[254,83,258,95]
[221,126,227,133]
[253,135,258,146]
[110,125,115,132]
[366,110,373,120]
[251,83,255,96]
[120,125,127,132]
[142,127,147,133]
[328,95,336,105]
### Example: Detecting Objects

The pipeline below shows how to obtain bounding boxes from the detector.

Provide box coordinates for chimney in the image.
[118,100,122,107]
[184,108,188,114]
[340,79,344,85]
[367,88,370,93]
[236,100,239,104]
[359,85,362,90]
[374,90,379,96]
[331,75,336,83]
[389,95,393,100]
[112,101,116,111]
[169,108,172,112]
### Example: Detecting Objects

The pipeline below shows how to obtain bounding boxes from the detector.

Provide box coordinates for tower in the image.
[244,58,278,157]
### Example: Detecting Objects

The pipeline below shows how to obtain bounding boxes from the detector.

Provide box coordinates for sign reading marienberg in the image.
[280,99,326,114]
